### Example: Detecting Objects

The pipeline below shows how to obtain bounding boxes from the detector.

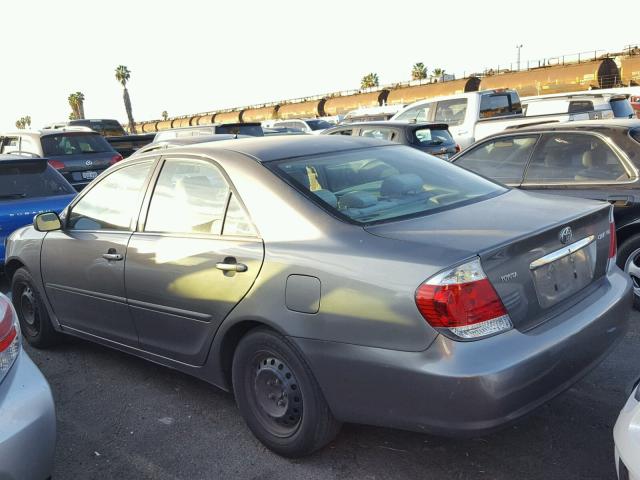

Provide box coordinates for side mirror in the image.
[33,212,62,232]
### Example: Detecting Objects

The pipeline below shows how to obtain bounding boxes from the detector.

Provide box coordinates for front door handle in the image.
[216,261,248,273]
[102,248,123,261]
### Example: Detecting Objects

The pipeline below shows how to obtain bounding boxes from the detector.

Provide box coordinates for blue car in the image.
[0,155,75,266]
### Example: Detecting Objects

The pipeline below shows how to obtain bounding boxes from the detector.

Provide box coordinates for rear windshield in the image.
[306,120,333,131]
[414,128,455,145]
[41,133,113,156]
[270,145,505,225]
[0,161,74,200]
[610,99,635,118]
[216,124,264,137]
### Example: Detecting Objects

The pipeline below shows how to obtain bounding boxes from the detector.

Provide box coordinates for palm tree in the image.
[432,68,445,81]
[115,65,137,134]
[411,62,427,81]
[67,92,85,120]
[161,110,168,121]
[360,72,380,89]
[15,116,31,129]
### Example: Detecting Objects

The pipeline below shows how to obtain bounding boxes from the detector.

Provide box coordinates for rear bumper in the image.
[292,268,632,435]
[0,349,56,480]
[614,383,640,480]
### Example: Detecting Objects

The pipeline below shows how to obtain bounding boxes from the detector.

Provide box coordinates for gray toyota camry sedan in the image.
[3,135,632,457]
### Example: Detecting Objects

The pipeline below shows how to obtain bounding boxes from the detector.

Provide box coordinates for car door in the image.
[124,155,264,365]
[40,159,155,345]
[453,134,540,186]
[519,132,638,225]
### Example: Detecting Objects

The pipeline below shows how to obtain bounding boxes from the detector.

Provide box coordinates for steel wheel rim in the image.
[249,353,303,438]
[624,247,640,299]
[19,286,40,336]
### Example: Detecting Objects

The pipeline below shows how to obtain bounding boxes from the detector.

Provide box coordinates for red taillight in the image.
[455,144,461,153]
[608,206,617,260]
[47,159,65,170]
[110,153,123,165]
[0,297,17,353]
[415,258,512,339]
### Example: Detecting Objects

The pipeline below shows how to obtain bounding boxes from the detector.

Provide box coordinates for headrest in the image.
[380,173,423,197]
[582,149,606,168]
[314,189,338,208]
[341,191,377,208]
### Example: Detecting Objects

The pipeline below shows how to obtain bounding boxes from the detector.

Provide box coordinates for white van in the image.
[391,89,523,149]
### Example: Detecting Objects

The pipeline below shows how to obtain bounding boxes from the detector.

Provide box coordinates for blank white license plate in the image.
[82,171,98,180]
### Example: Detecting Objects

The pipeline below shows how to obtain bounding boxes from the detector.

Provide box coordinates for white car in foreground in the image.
[614,379,640,479]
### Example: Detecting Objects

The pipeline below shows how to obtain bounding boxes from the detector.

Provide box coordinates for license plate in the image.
[82,171,98,180]
[531,240,596,309]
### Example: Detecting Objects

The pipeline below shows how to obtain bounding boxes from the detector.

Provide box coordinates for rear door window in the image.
[0,161,74,200]
[455,135,539,184]
[523,133,629,183]
[434,99,467,126]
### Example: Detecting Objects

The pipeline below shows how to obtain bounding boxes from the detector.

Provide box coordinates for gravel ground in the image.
[3,278,636,479]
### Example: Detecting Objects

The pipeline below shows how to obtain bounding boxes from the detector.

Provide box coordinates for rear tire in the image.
[11,267,62,348]
[617,234,640,310]
[232,327,341,457]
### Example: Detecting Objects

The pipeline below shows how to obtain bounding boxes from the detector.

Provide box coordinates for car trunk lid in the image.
[364,189,612,331]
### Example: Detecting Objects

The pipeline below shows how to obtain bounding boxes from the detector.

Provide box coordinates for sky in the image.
[1,0,638,130]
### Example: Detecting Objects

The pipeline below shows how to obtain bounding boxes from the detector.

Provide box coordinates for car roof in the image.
[331,121,449,130]
[167,134,392,162]
[1,128,98,138]
[509,118,640,133]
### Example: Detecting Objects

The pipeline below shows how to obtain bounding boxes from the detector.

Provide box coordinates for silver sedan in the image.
[3,135,632,457]
[0,292,56,479]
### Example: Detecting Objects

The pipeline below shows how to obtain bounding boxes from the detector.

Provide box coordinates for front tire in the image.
[11,267,62,348]
[232,328,341,457]
[617,234,640,310]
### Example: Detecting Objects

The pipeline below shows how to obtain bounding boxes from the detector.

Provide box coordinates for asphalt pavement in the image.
[2,277,637,479]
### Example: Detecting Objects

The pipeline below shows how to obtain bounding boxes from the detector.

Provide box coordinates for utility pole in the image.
[516,44,523,71]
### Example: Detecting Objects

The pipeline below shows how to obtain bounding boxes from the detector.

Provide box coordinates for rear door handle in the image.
[102,248,123,261]
[216,262,247,272]
[607,195,632,206]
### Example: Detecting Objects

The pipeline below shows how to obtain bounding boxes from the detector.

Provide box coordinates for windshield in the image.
[610,99,635,118]
[270,145,505,225]
[306,120,333,131]
[414,128,455,145]
[0,161,74,199]
[41,133,113,156]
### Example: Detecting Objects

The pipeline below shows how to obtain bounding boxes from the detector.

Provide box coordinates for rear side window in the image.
[523,133,629,183]
[42,133,113,156]
[271,145,505,225]
[610,99,635,118]
[414,128,454,146]
[434,99,467,126]
[455,135,538,184]
[0,162,74,200]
